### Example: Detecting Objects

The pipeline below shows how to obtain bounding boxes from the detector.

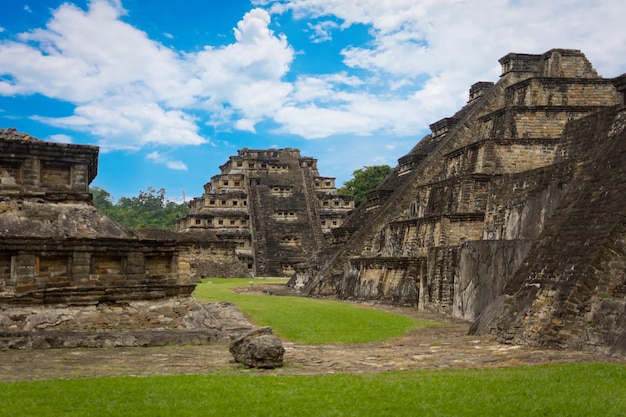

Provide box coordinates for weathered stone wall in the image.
[186,243,251,278]
[509,79,613,106]
[0,298,254,349]
[482,164,572,241]
[471,107,626,357]
[0,237,196,305]
[134,229,250,279]
[492,140,559,174]
[454,240,533,321]
[420,246,459,315]
[341,258,420,305]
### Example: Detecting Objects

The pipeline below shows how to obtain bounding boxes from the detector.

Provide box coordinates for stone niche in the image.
[1,238,195,305]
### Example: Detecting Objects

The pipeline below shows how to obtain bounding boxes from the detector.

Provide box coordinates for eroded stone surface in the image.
[229,326,285,369]
[0,298,254,349]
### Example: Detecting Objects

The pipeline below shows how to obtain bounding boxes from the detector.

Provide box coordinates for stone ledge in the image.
[0,330,222,349]
[0,298,255,349]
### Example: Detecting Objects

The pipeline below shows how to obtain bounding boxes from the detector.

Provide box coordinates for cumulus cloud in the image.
[193,8,294,125]
[0,1,293,149]
[2,0,626,154]
[260,0,626,138]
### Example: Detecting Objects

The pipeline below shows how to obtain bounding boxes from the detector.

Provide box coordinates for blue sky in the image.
[2,0,626,202]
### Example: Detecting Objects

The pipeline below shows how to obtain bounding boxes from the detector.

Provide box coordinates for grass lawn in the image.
[193,278,436,344]
[1,363,625,416]
[3,279,623,416]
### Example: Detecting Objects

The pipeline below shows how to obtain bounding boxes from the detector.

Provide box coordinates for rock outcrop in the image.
[0,299,254,349]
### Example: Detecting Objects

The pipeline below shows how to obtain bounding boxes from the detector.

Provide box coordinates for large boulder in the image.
[229,327,285,369]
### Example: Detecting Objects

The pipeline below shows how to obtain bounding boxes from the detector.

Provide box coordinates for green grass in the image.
[193,278,435,344]
[3,279,624,416]
[1,363,625,416]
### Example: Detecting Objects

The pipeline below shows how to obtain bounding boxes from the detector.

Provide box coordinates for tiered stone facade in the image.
[470,105,626,357]
[177,148,353,277]
[0,129,196,304]
[0,129,257,348]
[298,49,626,357]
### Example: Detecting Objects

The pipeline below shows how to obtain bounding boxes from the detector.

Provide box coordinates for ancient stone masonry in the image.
[470,104,626,357]
[0,129,253,347]
[0,129,196,304]
[176,148,354,277]
[297,49,626,357]
[135,229,250,280]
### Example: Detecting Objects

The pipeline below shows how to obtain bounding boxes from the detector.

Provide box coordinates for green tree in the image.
[339,165,393,207]
[90,186,114,211]
[90,186,188,230]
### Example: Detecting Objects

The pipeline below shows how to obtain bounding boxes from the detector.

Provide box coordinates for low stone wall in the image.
[185,244,251,278]
[0,297,254,349]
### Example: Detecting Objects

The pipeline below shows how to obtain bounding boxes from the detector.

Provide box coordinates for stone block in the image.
[229,327,285,369]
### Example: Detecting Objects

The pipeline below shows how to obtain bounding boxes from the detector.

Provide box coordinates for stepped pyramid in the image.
[297,49,626,356]
[176,148,354,277]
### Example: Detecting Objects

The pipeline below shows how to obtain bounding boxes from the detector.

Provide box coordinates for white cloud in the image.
[47,133,73,143]
[307,20,339,43]
[146,151,188,171]
[36,97,206,151]
[290,72,363,103]
[261,0,626,138]
[2,0,626,151]
[193,8,295,127]
[0,1,293,149]
[165,160,188,170]
[235,119,258,133]
[24,5,32,13]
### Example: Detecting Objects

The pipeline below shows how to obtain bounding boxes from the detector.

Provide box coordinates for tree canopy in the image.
[339,165,393,207]
[90,186,188,230]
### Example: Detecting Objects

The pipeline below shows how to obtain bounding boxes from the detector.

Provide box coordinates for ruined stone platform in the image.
[0,297,254,349]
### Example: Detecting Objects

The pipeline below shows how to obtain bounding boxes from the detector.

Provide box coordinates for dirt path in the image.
[0,289,621,382]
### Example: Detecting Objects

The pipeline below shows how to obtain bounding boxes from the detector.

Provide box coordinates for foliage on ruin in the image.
[2,363,625,416]
[91,186,188,230]
[193,278,434,344]
[338,165,393,207]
